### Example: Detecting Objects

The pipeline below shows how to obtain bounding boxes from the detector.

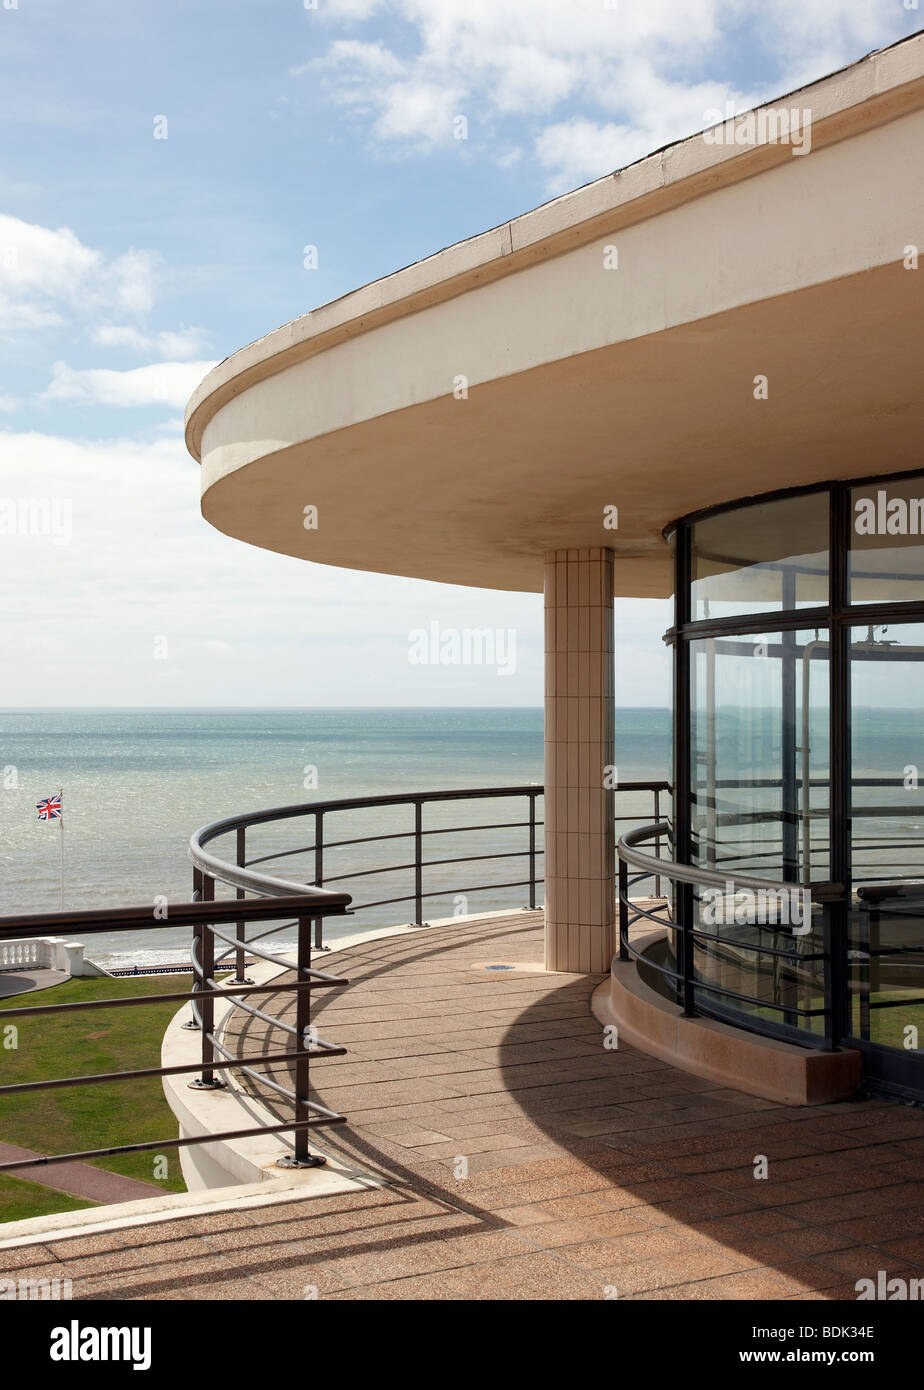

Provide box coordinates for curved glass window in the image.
[671,470,924,1095]
[850,476,924,604]
[691,491,829,620]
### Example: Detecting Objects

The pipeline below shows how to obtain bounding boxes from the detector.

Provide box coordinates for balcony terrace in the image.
[3,882,924,1300]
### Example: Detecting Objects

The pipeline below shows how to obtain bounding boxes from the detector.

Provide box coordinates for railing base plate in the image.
[276,1153,327,1169]
[188,1078,227,1090]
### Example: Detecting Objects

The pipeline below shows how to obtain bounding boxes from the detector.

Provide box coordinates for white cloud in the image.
[305,40,464,148]
[313,0,386,21]
[0,214,202,360]
[296,0,911,185]
[376,80,463,144]
[92,324,207,360]
[294,39,405,82]
[0,215,160,328]
[534,67,758,189]
[110,248,158,316]
[0,215,101,333]
[534,119,647,189]
[43,359,218,409]
[0,428,547,707]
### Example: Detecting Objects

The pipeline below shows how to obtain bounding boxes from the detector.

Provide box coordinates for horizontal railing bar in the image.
[346,893,424,911]
[245,819,551,867]
[691,929,827,963]
[245,832,415,865]
[206,1031,304,1104]
[621,898,679,930]
[417,849,537,871]
[206,979,346,1044]
[0,1115,347,1174]
[325,859,419,883]
[622,882,828,958]
[620,930,684,982]
[0,1046,344,1097]
[618,823,844,900]
[194,786,551,851]
[418,878,540,900]
[0,977,340,1021]
[349,879,547,913]
[231,1063,296,1103]
[191,782,668,900]
[206,925,349,976]
[621,930,827,1020]
[0,893,350,940]
[210,988,297,1036]
[212,917,302,967]
[325,848,541,886]
[692,980,828,1017]
[188,850,353,903]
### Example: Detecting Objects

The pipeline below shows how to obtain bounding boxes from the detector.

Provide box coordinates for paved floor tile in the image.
[7,912,923,1302]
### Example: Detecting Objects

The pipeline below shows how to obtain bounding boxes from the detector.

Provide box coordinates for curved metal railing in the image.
[617,823,844,1050]
[185,783,667,1153]
[189,783,672,957]
[0,891,352,1175]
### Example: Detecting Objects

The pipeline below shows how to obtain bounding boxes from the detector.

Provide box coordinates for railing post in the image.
[314,811,326,950]
[653,788,662,899]
[414,800,424,926]
[184,867,203,1030]
[681,880,696,1017]
[822,898,845,1052]
[234,826,252,984]
[618,855,629,961]
[528,792,537,910]
[278,914,326,1168]
[190,873,225,1089]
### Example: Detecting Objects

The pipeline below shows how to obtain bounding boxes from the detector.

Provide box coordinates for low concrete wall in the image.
[63,941,112,977]
[592,930,861,1106]
[161,956,294,1191]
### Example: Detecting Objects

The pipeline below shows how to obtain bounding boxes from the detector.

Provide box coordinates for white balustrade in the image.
[0,937,65,972]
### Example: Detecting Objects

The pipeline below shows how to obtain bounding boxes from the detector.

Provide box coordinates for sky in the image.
[0,0,920,708]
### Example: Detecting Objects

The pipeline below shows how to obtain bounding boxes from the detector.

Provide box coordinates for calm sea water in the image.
[0,708,671,967]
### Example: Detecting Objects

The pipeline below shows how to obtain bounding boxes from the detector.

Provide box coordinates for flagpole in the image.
[59,786,64,910]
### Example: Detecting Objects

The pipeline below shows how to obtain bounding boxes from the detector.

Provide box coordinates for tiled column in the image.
[544,548,615,973]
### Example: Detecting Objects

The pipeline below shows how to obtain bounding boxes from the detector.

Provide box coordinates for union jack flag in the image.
[36,795,62,821]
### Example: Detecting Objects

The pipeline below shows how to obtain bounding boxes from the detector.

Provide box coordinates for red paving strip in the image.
[4,912,924,1300]
[0,1142,166,1205]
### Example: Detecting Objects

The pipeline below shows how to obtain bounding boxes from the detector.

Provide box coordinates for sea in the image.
[0,707,671,969]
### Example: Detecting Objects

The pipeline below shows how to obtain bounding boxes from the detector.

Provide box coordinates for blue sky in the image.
[0,0,919,706]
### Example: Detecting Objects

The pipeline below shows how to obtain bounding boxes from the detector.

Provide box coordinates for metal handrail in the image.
[190,782,671,953]
[617,823,845,1051]
[618,822,844,900]
[0,890,351,1174]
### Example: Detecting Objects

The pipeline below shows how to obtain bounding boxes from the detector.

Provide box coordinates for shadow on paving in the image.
[9,916,924,1300]
[217,916,924,1299]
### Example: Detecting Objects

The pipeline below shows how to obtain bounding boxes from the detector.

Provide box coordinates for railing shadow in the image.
[219,915,918,1298]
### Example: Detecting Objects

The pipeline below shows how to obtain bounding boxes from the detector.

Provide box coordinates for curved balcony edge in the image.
[592,928,861,1106]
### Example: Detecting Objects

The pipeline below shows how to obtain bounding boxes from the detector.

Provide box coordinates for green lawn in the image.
[0,1172,95,1222]
[852,990,924,1050]
[748,987,924,1050]
[0,974,193,1221]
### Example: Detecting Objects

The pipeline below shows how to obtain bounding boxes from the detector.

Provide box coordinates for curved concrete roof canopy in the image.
[186,33,924,600]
